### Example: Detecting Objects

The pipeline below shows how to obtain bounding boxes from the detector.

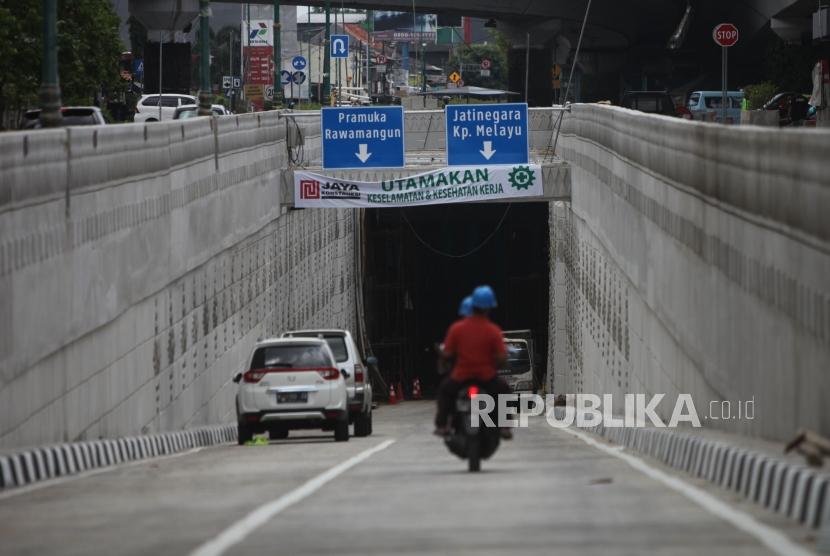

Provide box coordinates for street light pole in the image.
[273,0,283,107]
[198,0,212,116]
[39,0,62,127]
[323,0,331,105]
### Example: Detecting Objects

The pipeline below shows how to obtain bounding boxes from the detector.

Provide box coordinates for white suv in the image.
[233,338,350,443]
[282,329,374,437]
[134,94,198,122]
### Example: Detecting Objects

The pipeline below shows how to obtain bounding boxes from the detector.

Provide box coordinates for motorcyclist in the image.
[458,295,473,318]
[434,285,513,439]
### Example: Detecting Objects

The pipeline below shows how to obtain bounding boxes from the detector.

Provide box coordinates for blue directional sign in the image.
[292,55,307,71]
[321,106,404,169]
[280,70,292,86]
[445,103,529,166]
[330,35,349,58]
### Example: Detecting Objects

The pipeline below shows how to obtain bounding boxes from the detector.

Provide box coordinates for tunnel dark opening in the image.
[363,202,550,398]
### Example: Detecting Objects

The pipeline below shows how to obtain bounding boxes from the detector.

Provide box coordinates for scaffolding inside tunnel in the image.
[361,202,551,398]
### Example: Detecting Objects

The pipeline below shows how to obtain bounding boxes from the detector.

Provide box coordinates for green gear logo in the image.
[508,165,535,190]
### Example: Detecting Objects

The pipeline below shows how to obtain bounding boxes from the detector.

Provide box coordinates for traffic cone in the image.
[388,384,398,405]
[412,378,422,400]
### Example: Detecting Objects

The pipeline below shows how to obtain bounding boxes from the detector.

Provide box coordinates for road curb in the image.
[0,424,236,491]
[567,413,830,529]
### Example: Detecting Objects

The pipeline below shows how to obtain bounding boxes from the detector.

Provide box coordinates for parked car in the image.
[21,106,106,129]
[281,329,374,437]
[134,94,197,122]
[762,92,813,126]
[687,90,744,124]
[232,338,350,444]
[620,91,677,116]
[172,104,231,119]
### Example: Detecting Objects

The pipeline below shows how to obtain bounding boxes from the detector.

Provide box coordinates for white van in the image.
[499,338,534,394]
[687,91,744,124]
[134,94,198,122]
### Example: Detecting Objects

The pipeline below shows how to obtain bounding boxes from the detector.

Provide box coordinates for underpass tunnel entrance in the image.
[363,203,550,397]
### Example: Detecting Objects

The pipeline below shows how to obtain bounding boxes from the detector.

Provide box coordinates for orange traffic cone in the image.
[388,384,398,405]
[412,378,422,400]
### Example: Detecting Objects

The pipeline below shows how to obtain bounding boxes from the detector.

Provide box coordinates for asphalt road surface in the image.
[0,402,815,556]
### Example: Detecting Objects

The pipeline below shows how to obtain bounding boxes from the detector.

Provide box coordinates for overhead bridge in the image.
[280,109,571,207]
[0,105,827,453]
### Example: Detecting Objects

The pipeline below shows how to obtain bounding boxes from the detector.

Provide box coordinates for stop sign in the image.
[713,23,739,47]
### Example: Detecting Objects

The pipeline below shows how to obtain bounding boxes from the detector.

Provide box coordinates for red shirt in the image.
[443,315,506,382]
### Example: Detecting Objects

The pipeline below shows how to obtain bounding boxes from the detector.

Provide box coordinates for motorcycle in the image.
[443,381,501,472]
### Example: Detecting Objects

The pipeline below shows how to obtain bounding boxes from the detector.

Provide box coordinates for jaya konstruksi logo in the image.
[299,179,361,200]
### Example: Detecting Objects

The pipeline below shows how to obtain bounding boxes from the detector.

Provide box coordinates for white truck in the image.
[499,332,535,394]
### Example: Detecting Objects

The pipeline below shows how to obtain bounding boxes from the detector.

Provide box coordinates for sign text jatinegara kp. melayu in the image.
[294,164,543,208]
[471,393,755,429]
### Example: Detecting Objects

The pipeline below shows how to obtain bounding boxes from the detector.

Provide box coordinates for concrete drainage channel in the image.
[579,418,830,531]
[0,424,236,491]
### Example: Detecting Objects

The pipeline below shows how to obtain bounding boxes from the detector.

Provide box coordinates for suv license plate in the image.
[277,392,308,403]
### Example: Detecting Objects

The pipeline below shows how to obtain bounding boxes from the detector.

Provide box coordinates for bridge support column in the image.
[500,21,565,107]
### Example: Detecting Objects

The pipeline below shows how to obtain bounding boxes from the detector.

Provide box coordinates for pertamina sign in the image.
[713,23,739,47]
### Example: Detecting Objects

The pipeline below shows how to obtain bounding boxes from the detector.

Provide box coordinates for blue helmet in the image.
[471,285,497,309]
[458,296,473,317]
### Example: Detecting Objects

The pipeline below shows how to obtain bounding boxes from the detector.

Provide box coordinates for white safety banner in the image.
[294,164,543,208]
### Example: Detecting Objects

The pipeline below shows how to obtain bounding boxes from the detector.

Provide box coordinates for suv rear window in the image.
[250,344,331,369]
[290,333,349,362]
[142,96,180,107]
[61,108,98,125]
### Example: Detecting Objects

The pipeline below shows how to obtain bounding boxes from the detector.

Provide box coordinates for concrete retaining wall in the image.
[0,112,356,450]
[553,104,830,441]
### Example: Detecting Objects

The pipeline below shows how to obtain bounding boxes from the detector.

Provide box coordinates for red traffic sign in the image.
[480,58,492,70]
[713,23,739,47]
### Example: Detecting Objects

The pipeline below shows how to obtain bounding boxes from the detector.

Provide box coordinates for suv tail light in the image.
[243,369,268,383]
[354,364,364,383]
[317,367,340,380]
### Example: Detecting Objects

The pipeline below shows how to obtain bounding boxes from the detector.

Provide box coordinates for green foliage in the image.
[0,0,124,120]
[57,0,125,105]
[764,36,815,93]
[445,30,508,91]
[293,102,322,110]
[743,82,778,110]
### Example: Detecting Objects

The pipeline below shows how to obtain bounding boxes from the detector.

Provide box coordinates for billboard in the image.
[372,11,437,43]
[242,19,274,109]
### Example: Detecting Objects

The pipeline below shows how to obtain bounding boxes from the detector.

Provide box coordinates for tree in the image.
[0,0,124,126]
[445,30,508,90]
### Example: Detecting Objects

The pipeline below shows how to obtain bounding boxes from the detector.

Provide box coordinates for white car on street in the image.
[233,338,350,443]
[282,329,374,437]
[134,94,198,122]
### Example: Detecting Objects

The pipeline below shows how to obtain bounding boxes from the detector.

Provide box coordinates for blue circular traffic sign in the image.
[292,56,307,71]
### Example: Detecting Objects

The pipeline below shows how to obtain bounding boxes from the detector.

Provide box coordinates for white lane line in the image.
[0,447,205,501]
[562,427,816,556]
[189,439,396,556]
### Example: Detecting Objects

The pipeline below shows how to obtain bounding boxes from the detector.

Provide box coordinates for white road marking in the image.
[189,439,396,556]
[0,447,205,501]
[562,426,816,556]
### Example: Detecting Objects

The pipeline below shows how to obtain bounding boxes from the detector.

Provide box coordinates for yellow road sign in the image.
[449,71,461,84]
